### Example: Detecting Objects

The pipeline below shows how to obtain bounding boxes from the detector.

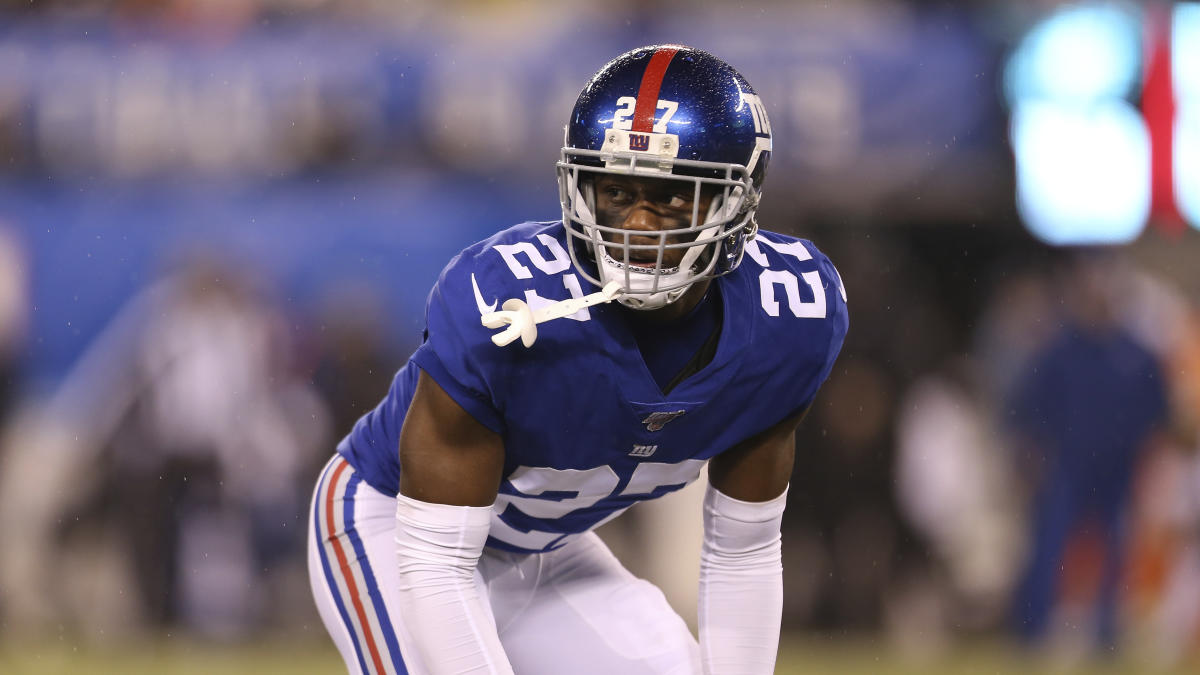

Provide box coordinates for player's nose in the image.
[621,203,668,234]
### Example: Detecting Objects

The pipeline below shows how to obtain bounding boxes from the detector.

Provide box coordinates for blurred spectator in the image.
[1128,439,1200,666]
[1138,298,1200,665]
[893,356,1023,644]
[0,255,329,638]
[0,225,27,431]
[972,269,1058,405]
[0,225,29,626]
[1006,251,1170,652]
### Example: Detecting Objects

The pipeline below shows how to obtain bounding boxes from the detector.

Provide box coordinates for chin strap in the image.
[475,274,622,348]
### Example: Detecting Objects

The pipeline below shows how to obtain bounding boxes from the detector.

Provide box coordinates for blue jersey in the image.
[338,221,848,553]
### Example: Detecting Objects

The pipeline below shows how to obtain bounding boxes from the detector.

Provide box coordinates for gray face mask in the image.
[556,149,758,310]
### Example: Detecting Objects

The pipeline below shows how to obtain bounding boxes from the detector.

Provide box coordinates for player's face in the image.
[593,175,716,269]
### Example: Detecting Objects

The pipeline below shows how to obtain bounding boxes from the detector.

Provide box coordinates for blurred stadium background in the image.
[2,0,1200,673]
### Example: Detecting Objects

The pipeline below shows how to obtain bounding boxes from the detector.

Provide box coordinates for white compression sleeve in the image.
[394,493,514,675]
[698,484,788,675]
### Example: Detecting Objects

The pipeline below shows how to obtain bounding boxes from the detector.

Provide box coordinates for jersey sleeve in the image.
[731,233,850,430]
[773,240,848,418]
[807,250,849,406]
[410,249,508,434]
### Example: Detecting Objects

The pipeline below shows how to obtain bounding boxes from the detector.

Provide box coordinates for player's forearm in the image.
[698,484,786,675]
[394,493,515,675]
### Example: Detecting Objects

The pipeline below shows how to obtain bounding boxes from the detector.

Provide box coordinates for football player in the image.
[308,44,848,674]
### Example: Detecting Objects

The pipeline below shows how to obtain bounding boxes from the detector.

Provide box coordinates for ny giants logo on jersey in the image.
[641,410,687,432]
[629,444,658,458]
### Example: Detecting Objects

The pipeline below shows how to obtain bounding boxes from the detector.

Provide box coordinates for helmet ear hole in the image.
[749,150,771,196]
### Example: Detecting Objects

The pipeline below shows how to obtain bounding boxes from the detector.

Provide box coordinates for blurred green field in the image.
[0,637,1195,674]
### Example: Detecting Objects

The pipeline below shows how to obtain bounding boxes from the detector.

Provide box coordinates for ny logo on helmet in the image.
[642,410,687,432]
[628,133,650,151]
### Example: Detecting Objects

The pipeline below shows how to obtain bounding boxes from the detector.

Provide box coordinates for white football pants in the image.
[308,455,701,675]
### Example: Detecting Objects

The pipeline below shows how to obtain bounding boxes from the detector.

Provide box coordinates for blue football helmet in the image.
[557,44,772,309]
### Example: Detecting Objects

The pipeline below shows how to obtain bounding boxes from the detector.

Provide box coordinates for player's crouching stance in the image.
[308,45,847,674]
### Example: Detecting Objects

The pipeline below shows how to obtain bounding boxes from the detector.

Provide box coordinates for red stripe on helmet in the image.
[632,47,678,133]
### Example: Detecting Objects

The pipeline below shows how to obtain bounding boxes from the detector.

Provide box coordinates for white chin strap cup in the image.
[481,281,623,348]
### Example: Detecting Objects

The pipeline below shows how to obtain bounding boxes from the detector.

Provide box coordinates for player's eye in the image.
[604,186,632,204]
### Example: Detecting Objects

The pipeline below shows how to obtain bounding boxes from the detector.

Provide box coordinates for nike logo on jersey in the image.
[642,410,686,432]
[471,273,498,314]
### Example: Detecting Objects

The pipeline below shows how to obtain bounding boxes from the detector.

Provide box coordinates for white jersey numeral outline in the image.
[489,459,705,551]
[494,233,571,279]
[744,238,841,318]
